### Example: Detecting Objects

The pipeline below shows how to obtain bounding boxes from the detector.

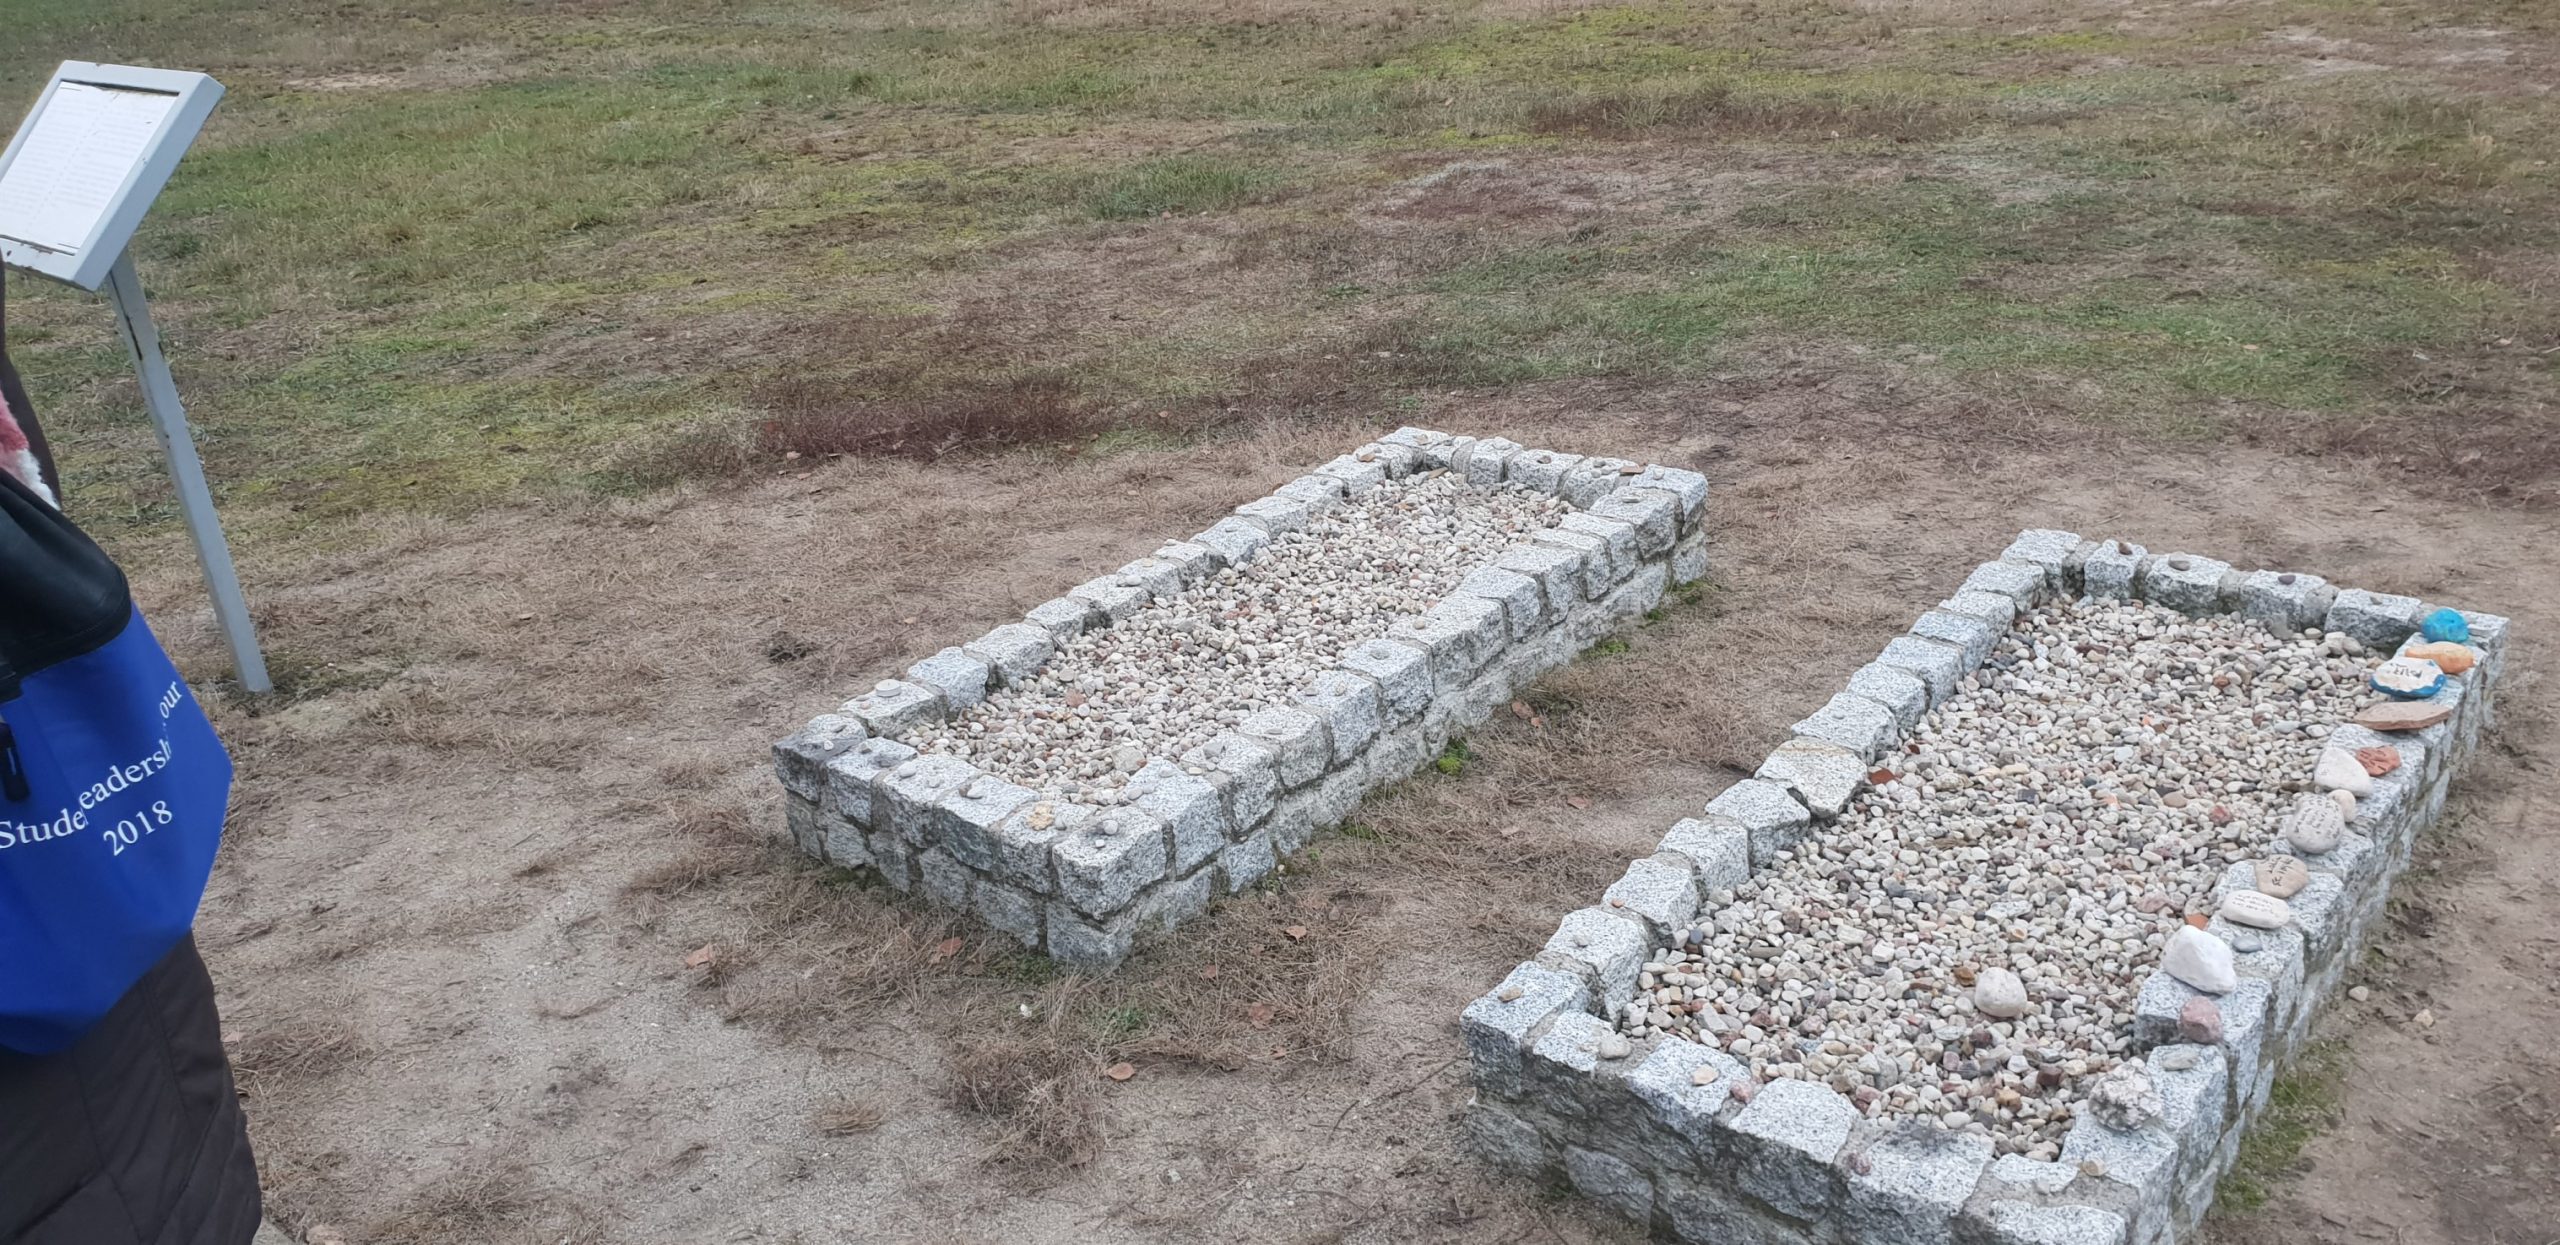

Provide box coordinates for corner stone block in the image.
[2081,539,2147,602]
[874,753,980,845]
[1659,817,1752,894]
[2058,1118,2177,1242]
[965,623,1054,688]
[1380,424,1463,468]
[1293,669,1385,764]
[1191,516,1271,567]
[1936,589,2020,630]
[1462,961,1590,1097]
[1388,594,1509,691]
[1793,692,1902,762]
[1337,637,1433,722]
[1024,597,1097,644]
[1560,511,1643,592]
[1604,855,1702,944]
[1043,901,1138,969]
[1529,526,1609,599]
[1588,487,1680,556]
[1354,441,1420,477]
[1755,738,1869,820]
[1707,778,1816,867]
[1124,758,1229,875]
[972,877,1044,949]
[1630,464,1709,531]
[1540,907,1650,1003]
[2135,553,2233,616]
[2326,588,2425,650]
[824,736,916,825]
[1524,1011,1613,1113]
[1234,494,1316,535]
[1730,1078,1859,1221]
[1106,558,1182,599]
[1134,867,1214,933]
[1958,560,2047,610]
[843,678,943,737]
[782,792,825,858]
[1624,1039,1750,1157]
[1912,610,2000,670]
[2230,570,2336,632]
[1458,565,1547,640]
[1560,456,1639,508]
[1847,663,1931,731]
[1505,447,1586,495]
[1217,829,1275,894]
[1179,733,1279,831]
[1150,540,1223,584]
[1564,1146,1655,1224]
[1836,1124,1995,1245]
[2144,1045,2229,1168]
[1271,474,1347,512]
[906,646,992,713]
[1878,636,1967,706]
[1458,436,1524,487]
[1672,529,1710,586]
[1067,573,1151,623]
[774,713,868,801]
[1970,1202,2129,1245]
[1462,1101,1553,1176]
[933,772,1037,870]
[1237,704,1329,789]
[1312,453,1389,494]
[1999,529,2083,596]
[916,846,975,910]
[1494,542,1585,621]
[1050,806,1171,917]
[989,799,1086,893]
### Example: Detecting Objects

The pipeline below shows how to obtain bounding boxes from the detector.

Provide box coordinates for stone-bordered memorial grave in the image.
[773,428,1707,968]
[1462,531,2505,1245]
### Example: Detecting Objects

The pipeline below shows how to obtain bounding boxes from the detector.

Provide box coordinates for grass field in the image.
[7,5,2559,1243]
[7,0,2553,553]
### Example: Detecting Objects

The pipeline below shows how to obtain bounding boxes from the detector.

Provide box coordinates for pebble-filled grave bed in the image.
[1619,599,2369,1159]
[773,428,1707,969]
[1460,529,2508,1245]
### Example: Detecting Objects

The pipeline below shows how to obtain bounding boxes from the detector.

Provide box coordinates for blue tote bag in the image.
[1,467,234,1055]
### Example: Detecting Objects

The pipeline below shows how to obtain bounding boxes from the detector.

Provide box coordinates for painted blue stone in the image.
[2420,608,2471,644]
[2370,658,2447,700]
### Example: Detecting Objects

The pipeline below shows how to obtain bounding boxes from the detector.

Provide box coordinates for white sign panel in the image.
[0,63,222,291]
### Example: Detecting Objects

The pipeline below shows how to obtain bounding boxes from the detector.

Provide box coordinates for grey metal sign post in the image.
[0,62,269,693]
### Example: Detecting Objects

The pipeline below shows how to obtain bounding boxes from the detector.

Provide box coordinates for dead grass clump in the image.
[710,877,972,1040]
[1528,84,1977,142]
[624,800,763,898]
[366,1165,597,1245]
[813,1098,887,1136]
[1083,883,1387,1069]
[751,369,1110,463]
[942,1028,1107,1169]
[229,1019,372,1099]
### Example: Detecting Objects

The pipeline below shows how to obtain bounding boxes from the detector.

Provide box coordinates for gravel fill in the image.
[1623,599,2376,1156]
[902,470,1568,801]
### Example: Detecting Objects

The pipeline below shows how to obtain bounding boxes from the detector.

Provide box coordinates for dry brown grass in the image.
[365,1165,603,1245]
[813,1098,889,1136]
[943,1022,1109,1171]
[1527,84,1982,143]
[229,1017,372,1100]
[623,799,764,899]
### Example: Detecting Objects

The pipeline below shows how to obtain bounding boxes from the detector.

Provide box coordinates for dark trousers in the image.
[1,935,262,1245]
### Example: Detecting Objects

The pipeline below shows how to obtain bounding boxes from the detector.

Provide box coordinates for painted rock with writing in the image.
[2220,889,2292,929]
[2254,855,2309,899]
[2284,791,2345,855]
[2370,657,2446,700]
[2163,925,2237,994]
[2419,607,2470,644]
[2354,700,2454,732]
[2356,746,2401,776]
[2315,749,2374,797]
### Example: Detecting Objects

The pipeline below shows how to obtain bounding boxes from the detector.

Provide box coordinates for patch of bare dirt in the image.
[136,365,2560,1243]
